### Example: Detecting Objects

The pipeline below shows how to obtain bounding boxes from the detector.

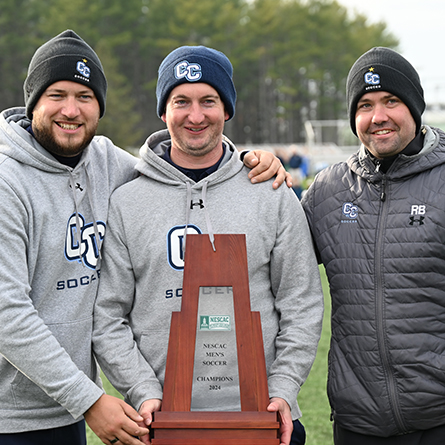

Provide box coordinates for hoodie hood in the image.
[136,128,241,185]
[136,128,244,251]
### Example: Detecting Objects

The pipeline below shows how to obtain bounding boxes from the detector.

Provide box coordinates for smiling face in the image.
[162,82,229,168]
[31,80,100,157]
[355,91,416,159]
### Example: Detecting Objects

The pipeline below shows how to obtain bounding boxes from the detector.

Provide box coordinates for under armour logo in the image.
[410,204,425,225]
[174,60,202,82]
[409,216,425,226]
[190,199,204,209]
[69,182,83,192]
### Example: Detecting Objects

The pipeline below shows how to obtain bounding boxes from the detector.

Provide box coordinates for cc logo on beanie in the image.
[76,60,91,79]
[364,69,380,86]
[174,61,202,82]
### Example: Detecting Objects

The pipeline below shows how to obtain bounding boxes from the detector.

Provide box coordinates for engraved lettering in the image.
[202,361,227,366]
[202,343,227,349]
[196,376,234,382]
[205,352,225,357]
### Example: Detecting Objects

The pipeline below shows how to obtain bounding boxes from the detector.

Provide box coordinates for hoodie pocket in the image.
[10,369,52,410]
[10,316,97,410]
[48,316,95,378]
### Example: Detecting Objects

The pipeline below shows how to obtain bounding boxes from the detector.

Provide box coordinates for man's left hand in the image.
[243,150,292,189]
[267,397,293,445]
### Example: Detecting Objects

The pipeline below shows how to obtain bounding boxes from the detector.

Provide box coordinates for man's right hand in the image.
[84,394,149,445]
[137,399,162,444]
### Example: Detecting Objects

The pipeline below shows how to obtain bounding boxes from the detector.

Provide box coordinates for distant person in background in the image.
[288,149,305,198]
[302,46,445,445]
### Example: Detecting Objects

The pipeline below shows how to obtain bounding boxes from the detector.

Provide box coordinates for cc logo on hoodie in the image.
[65,213,106,269]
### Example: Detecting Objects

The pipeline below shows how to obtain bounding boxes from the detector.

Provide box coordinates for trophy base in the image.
[151,411,280,444]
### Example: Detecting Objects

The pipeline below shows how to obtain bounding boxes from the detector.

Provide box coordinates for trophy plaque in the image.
[150,234,280,444]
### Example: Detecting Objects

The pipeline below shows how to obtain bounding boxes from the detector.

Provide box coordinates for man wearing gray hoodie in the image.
[92,45,324,445]
[0,32,288,445]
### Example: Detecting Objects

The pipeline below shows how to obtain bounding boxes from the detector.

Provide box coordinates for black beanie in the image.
[156,45,237,120]
[24,30,107,119]
[346,47,425,136]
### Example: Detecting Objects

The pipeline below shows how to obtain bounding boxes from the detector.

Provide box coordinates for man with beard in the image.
[0,31,288,445]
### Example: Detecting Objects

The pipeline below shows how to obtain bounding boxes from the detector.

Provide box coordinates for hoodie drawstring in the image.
[68,172,85,266]
[183,182,192,256]
[183,181,216,256]
[69,168,102,266]
[201,181,216,251]
[84,169,103,260]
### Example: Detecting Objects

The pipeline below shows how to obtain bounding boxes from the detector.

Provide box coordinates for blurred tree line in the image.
[0,0,397,148]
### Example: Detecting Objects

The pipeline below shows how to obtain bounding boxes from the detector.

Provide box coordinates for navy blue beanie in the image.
[156,45,236,120]
[24,30,107,119]
[346,47,425,136]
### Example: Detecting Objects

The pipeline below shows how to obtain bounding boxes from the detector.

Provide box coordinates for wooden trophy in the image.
[150,234,280,444]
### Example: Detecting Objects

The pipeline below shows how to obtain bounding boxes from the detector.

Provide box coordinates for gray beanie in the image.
[24,30,107,119]
[346,47,425,136]
[156,45,237,120]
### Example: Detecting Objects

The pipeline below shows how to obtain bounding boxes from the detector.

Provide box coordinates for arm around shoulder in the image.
[243,150,292,189]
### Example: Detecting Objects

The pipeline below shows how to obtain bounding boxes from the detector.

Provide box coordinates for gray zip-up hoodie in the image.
[92,129,323,419]
[0,107,137,433]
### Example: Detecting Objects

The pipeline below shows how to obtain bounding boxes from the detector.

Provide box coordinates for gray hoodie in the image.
[92,129,323,419]
[0,107,137,433]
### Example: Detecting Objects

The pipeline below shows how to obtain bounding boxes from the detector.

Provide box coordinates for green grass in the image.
[298,266,333,444]
[87,266,333,444]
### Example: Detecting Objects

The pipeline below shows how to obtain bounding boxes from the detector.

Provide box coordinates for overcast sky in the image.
[337,0,445,105]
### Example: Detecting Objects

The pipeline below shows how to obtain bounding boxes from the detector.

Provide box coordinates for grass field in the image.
[87,266,333,444]
[298,266,333,444]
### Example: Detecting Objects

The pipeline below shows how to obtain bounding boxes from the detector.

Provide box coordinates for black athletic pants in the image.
[0,420,86,445]
[290,419,306,445]
[334,422,445,445]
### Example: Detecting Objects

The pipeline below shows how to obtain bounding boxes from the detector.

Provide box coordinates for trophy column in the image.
[151,234,280,444]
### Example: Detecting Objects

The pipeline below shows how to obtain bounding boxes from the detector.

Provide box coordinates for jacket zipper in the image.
[375,174,407,433]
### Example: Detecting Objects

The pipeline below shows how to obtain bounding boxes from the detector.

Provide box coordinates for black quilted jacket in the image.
[302,126,445,437]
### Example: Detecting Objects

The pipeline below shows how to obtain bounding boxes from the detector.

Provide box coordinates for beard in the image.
[32,120,97,158]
